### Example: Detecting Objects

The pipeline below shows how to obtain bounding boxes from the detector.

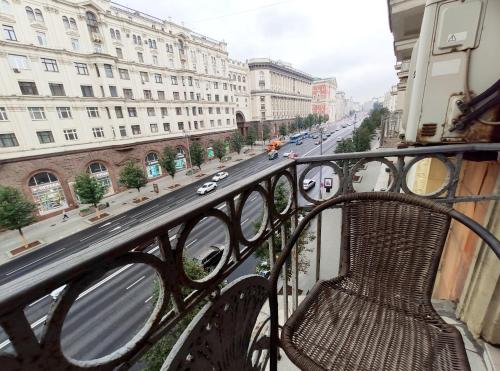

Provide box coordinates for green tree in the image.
[74,173,106,219]
[119,160,148,194]
[352,127,372,152]
[279,124,287,138]
[230,131,245,154]
[334,138,357,168]
[0,186,36,248]
[142,258,206,371]
[246,128,256,148]
[189,141,204,170]
[213,140,226,161]
[160,146,177,186]
[262,125,271,142]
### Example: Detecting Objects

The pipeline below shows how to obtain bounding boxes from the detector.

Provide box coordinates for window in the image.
[118,68,129,80]
[143,90,152,100]
[208,107,213,114]
[3,25,16,41]
[131,125,141,135]
[226,119,230,126]
[33,8,44,22]
[109,85,118,97]
[210,120,214,127]
[123,89,133,99]
[137,52,144,63]
[86,107,99,118]
[0,107,7,120]
[115,29,121,40]
[110,28,116,39]
[171,76,178,85]
[28,107,46,120]
[71,38,79,51]
[194,121,198,130]
[37,131,54,144]
[225,107,229,114]
[217,119,222,126]
[190,92,195,100]
[152,55,158,65]
[57,107,72,119]
[0,133,18,147]
[177,122,184,131]
[119,125,127,137]
[69,17,77,30]
[198,107,203,114]
[196,93,201,101]
[223,83,227,90]
[175,107,182,115]
[63,129,78,140]
[216,107,221,114]
[85,11,98,32]
[127,107,137,117]
[188,76,193,86]
[161,107,168,117]
[114,106,123,118]
[92,127,104,138]
[150,123,158,133]
[157,91,165,100]
[62,16,70,29]
[148,39,157,49]
[192,107,197,116]
[41,58,58,72]
[213,82,219,89]
[140,71,149,83]
[75,62,89,75]
[8,54,29,70]
[147,107,155,116]
[81,85,94,97]
[104,64,113,78]
[224,95,228,102]
[163,122,170,132]
[215,94,220,102]
[36,31,47,46]
[105,107,111,119]
[154,73,162,83]
[116,47,123,59]
[207,94,212,101]
[173,92,180,100]
[19,81,38,95]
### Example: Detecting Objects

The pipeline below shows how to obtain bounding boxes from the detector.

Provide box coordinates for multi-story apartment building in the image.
[334,91,348,120]
[247,58,312,135]
[228,59,250,136]
[0,0,240,217]
[312,78,337,122]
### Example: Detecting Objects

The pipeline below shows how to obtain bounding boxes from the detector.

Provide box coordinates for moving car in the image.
[283,151,299,158]
[268,150,278,160]
[312,135,319,139]
[314,140,321,145]
[197,182,217,195]
[326,133,331,137]
[303,178,316,191]
[337,137,342,142]
[193,244,224,271]
[296,140,303,145]
[212,171,229,182]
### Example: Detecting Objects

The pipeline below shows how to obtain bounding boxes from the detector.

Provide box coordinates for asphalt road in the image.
[0,114,363,360]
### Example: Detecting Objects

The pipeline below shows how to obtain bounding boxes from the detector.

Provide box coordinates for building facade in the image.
[228,59,250,136]
[312,78,336,122]
[247,58,312,135]
[0,0,241,217]
[334,91,348,121]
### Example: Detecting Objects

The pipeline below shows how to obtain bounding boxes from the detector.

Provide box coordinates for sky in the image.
[118,0,398,102]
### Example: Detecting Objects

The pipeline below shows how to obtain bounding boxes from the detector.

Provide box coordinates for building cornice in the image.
[250,90,312,100]
[248,60,313,82]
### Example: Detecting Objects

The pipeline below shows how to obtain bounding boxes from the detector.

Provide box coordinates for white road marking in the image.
[185,239,198,248]
[145,296,153,303]
[201,217,207,222]
[0,315,48,350]
[77,264,132,300]
[250,196,257,202]
[5,248,65,276]
[79,232,102,242]
[241,218,249,225]
[216,204,226,210]
[126,275,145,290]
[28,295,49,307]
[98,222,112,228]
[110,226,121,232]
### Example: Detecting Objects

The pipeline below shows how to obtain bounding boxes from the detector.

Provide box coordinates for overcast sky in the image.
[118,0,397,102]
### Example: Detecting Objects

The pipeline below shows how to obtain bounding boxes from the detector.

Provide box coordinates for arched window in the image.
[137,35,142,44]
[145,152,159,164]
[85,11,98,32]
[28,172,59,186]
[132,34,137,44]
[25,6,35,21]
[110,28,115,39]
[34,8,44,22]
[115,29,121,40]
[242,76,246,83]
[88,162,107,174]
[69,18,77,30]
[62,16,70,29]
[176,146,185,155]
[237,75,241,82]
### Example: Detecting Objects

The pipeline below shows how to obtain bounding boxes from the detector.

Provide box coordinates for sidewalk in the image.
[0,146,264,265]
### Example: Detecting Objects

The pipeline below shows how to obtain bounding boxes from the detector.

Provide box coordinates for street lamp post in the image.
[183,130,193,176]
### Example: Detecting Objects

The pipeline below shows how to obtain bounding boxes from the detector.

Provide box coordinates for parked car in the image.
[312,135,319,139]
[193,244,224,271]
[337,137,343,142]
[268,150,278,160]
[326,133,331,137]
[212,171,229,182]
[303,178,316,191]
[197,182,217,195]
[296,140,303,145]
[314,140,321,145]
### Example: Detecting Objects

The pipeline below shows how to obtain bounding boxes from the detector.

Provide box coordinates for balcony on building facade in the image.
[0,144,498,370]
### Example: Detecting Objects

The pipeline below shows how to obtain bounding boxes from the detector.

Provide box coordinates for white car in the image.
[303,178,316,191]
[197,182,217,195]
[283,152,291,157]
[212,171,228,182]
[337,137,342,142]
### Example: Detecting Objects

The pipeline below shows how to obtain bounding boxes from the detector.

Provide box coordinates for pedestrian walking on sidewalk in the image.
[62,211,69,222]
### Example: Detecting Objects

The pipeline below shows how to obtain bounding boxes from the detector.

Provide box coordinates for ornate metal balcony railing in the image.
[0,143,498,370]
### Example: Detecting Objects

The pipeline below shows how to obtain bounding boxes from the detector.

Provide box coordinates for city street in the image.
[0,115,362,360]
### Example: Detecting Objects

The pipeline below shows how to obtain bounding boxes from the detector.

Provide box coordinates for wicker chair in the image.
[162,275,270,371]
[269,192,500,371]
